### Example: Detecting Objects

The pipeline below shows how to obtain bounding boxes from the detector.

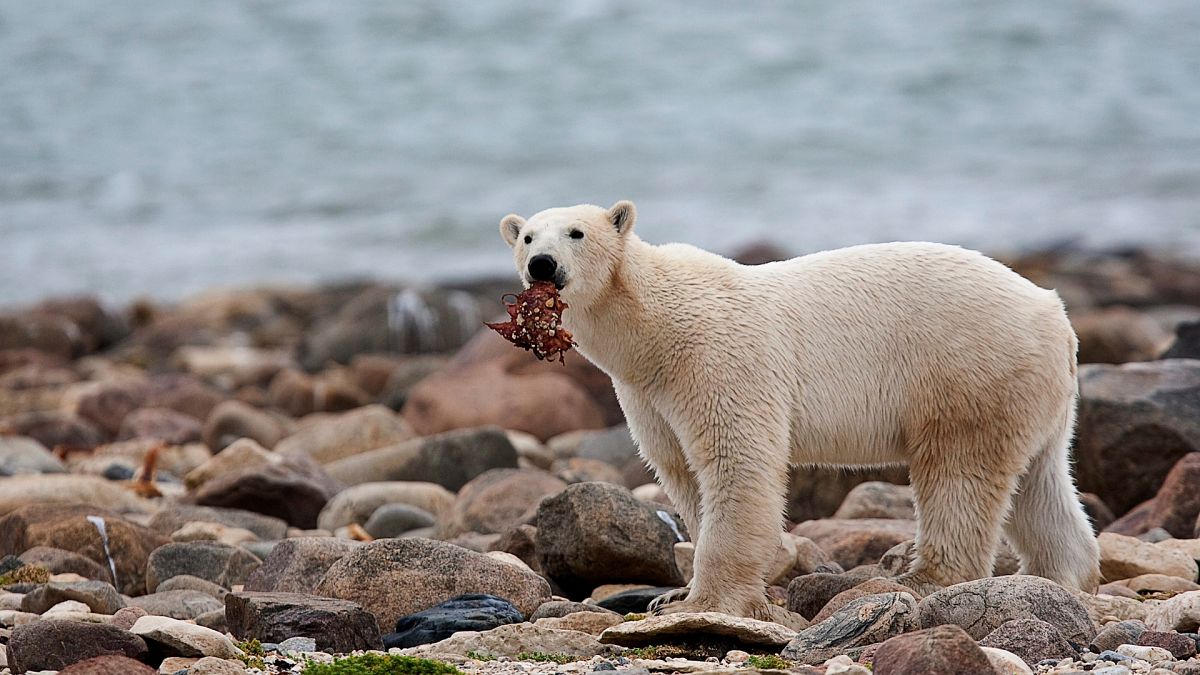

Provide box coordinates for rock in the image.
[174,345,294,388]
[277,636,318,652]
[1074,591,1151,624]
[317,481,454,531]
[1081,492,1117,533]
[183,438,274,490]
[914,575,1096,643]
[202,400,292,451]
[363,503,436,538]
[440,468,566,538]
[19,580,124,615]
[789,518,918,570]
[786,466,912,523]
[0,473,158,518]
[196,608,228,632]
[1148,453,1200,538]
[1099,532,1198,582]
[529,601,619,621]
[870,624,995,675]
[600,612,798,649]
[69,379,150,438]
[170,521,258,546]
[110,606,148,630]
[324,426,520,490]
[141,374,225,422]
[781,592,917,664]
[116,407,203,445]
[0,504,166,595]
[225,591,383,653]
[787,573,864,620]
[535,612,624,635]
[6,619,147,672]
[833,482,916,520]
[1091,620,1148,653]
[552,457,626,485]
[59,655,157,674]
[191,452,341,529]
[148,503,288,541]
[19,546,107,580]
[811,578,917,623]
[384,594,524,649]
[1162,319,1200,359]
[594,586,678,614]
[145,541,260,593]
[1073,306,1170,365]
[1112,574,1200,595]
[313,537,551,628]
[405,622,615,659]
[1076,361,1200,516]
[187,656,249,675]
[276,405,414,464]
[243,537,360,593]
[0,435,66,475]
[1137,630,1197,659]
[1145,590,1200,632]
[979,618,1078,666]
[127,589,223,620]
[980,646,1034,675]
[2,410,105,450]
[536,482,686,598]
[156,574,228,599]
[1116,643,1174,663]
[129,615,243,658]
[267,368,370,417]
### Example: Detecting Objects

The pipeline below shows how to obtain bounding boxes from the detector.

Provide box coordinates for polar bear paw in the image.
[647,586,690,613]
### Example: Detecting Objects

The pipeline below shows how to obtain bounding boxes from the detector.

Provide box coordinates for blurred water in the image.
[2,1,1199,304]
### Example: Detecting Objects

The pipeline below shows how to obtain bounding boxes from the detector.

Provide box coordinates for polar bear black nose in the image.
[528,254,558,282]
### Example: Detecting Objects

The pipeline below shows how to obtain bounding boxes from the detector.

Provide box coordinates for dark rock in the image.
[440,468,566,538]
[787,573,865,620]
[225,591,383,653]
[490,524,543,575]
[19,545,108,580]
[363,503,436,538]
[1137,629,1197,659]
[59,655,156,675]
[1075,360,1200,516]
[243,537,361,593]
[6,619,147,672]
[915,575,1096,643]
[34,296,128,352]
[979,618,1078,666]
[530,600,622,621]
[2,410,106,450]
[148,504,289,541]
[116,407,202,445]
[312,537,551,628]
[384,594,524,648]
[191,453,341,528]
[126,589,224,620]
[870,624,994,675]
[595,587,681,614]
[0,311,80,359]
[324,426,519,490]
[1161,320,1200,359]
[20,579,125,615]
[1090,619,1148,653]
[145,541,261,593]
[1080,492,1117,534]
[781,592,917,664]
[536,482,686,598]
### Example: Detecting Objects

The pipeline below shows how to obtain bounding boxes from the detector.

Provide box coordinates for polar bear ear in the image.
[607,200,636,235]
[499,214,525,247]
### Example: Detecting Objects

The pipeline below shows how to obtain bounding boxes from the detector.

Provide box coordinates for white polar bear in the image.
[499,200,1100,620]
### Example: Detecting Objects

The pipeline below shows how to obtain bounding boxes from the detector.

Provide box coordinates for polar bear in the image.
[498,200,1100,620]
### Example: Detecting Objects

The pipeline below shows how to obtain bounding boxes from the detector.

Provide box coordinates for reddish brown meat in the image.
[485,281,575,363]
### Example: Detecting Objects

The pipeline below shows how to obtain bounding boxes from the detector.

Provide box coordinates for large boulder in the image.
[145,541,261,593]
[225,591,383,652]
[536,482,686,598]
[914,575,1096,643]
[1075,360,1200,516]
[6,619,147,673]
[243,537,361,593]
[316,481,455,531]
[313,538,551,628]
[600,611,799,649]
[439,468,566,538]
[276,405,414,464]
[190,452,341,528]
[324,426,519,490]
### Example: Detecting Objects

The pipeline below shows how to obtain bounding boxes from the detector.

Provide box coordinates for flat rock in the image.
[600,612,798,649]
[384,593,523,649]
[789,518,917,569]
[6,619,147,673]
[781,592,917,664]
[1145,590,1200,632]
[225,591,383,653]
[316,481,455,531]
[870,624,995,675]
[404,622,616,659]
[275,404,414,464]
[1099,532,1198,581]
[148,504,288,541]
[324,426,519,490]
[126,590,223,620]
[529,600,622,621]
[129,614,243,658]
[314,537,551,628]
[243,537,360,593]
[535,612,624,635]
[58,654,157,674]
[915,575,1096,643]
[536,481,686,598]
[439,468,566,537]
[145,541,260,593]
[19,579,125,615]
[979,618,1078,666]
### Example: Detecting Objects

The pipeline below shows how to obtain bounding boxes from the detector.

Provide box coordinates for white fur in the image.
[500,202,1100,619]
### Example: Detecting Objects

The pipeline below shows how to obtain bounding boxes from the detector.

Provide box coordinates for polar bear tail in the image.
[1002,399,1101,592]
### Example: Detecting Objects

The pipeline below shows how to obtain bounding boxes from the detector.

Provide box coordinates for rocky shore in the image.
[1,245,1200,675]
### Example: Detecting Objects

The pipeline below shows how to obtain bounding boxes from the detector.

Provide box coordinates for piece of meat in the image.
[485,281,575,363]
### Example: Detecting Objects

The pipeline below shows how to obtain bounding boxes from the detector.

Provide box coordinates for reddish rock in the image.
[60,655,156,675]
[6,619,147,673]
[117,407,203,445]
[1080,492,1116,533]
[142,375,225,421]
[1138,630,1197,659]
[244,537,361,593]
[979,618,1077,666]
[789,518,917,570]
[787,573,863,620]
[440,468,567,538]
[73,380,150,437]
[268,369,368,418]
[202,399,293,451]
[1105,497,1157,536]
[0,311,81,359]
[1148,452,1200,538]
[870,624,993,675]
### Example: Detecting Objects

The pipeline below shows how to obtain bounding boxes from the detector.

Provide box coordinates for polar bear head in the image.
[498,200,636,308]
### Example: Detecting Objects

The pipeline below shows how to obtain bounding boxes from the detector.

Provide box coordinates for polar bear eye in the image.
[569,229,584,240]
[523,234,532,244]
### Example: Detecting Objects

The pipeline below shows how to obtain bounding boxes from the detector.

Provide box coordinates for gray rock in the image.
[191,453,341,529]
[145,541,261,593]
[225,591,382,653]
[126,589,224,620]
[0,435,66,475]
[195,608,228,633]
[832,482,916,520]
[19,580,125,615]
[363,503,436,538]
[406,622,616,660]
[979,618,1078,666]
[6,619,147,672]
[278,636,318,653]
[155,574,228,600]
[529,600,622,621]
[915,575,1096,643]
[536,482,686,598]
[324,426,519,490]
[18,546,107,581]
[243,537,360,593]
[781,592,918,664]
[575,425,639,467]
[129,614,242,658]
[1091,619,1148,653]
[148,504,289,541]
[317,481,454,532]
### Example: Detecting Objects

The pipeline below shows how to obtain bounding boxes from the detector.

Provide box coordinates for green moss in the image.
[0,564,50,586]
[464,651,495,662]
[514,651,575,664]
[623,612,646,621]
[302,654,461,675]
[746,654,792,669]
[235,638,266,670]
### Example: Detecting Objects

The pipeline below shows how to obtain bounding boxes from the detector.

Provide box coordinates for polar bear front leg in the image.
[617,384,701,537]
[659,416,790,620]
